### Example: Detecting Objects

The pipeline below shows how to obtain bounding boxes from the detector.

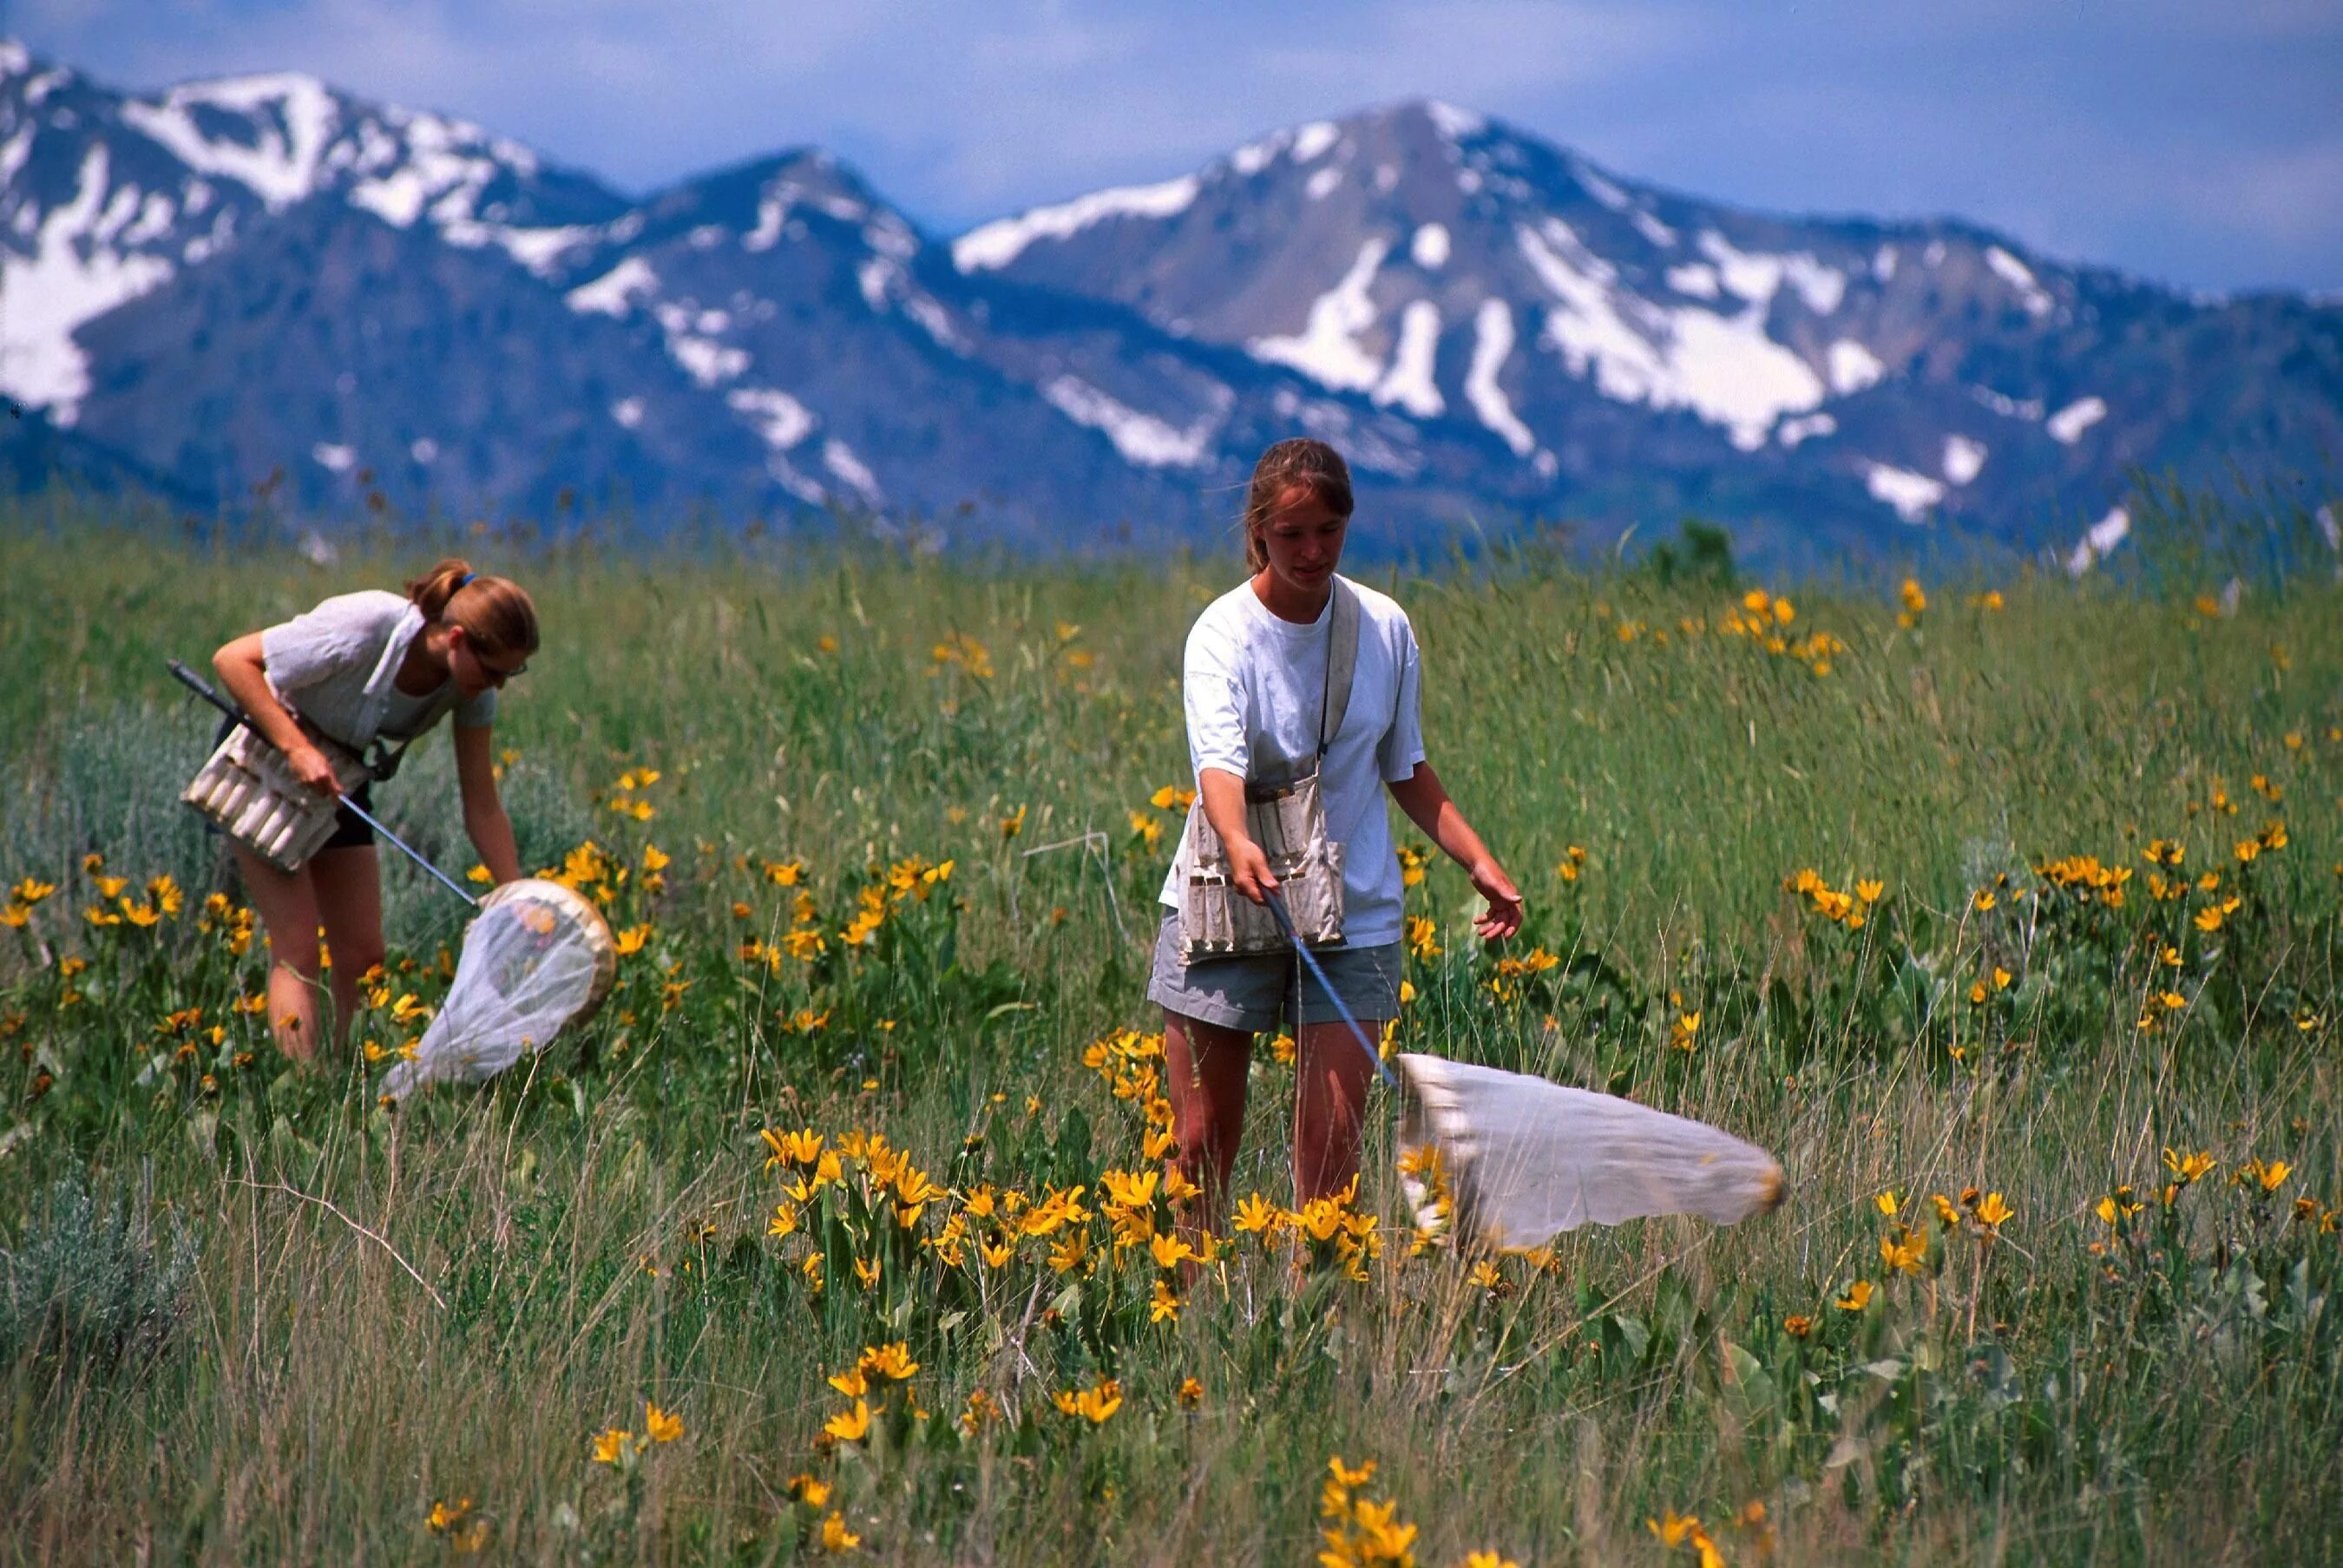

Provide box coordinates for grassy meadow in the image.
[0,509,2339,1565]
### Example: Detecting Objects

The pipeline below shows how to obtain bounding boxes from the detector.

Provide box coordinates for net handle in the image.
[1264,888,1399,1089]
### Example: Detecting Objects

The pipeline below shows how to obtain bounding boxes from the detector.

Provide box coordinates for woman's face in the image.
[450,627,530,696]
[1255,484,1348,594]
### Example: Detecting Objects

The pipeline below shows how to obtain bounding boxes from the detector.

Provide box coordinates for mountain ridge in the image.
[4,43,2334,567]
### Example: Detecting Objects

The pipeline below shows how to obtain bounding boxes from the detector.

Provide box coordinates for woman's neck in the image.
[395,624,452,694]
[1250,569,1332,625]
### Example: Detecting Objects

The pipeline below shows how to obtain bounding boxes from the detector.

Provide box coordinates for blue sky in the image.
[18,0,2342,294]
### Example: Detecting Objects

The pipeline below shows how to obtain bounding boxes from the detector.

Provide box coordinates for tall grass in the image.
[0,515,2336,1565]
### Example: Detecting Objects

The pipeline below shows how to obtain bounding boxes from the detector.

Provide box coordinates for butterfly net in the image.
[1395,1053,1784,1250]
[381,879,615,1099]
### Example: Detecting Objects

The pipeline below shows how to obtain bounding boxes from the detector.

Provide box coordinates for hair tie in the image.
[455,572,476,590]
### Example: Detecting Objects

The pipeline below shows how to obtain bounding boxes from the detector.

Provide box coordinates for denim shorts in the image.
[1145,914,1401,1033]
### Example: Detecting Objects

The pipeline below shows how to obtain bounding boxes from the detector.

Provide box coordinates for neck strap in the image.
[1316,579,1361,761]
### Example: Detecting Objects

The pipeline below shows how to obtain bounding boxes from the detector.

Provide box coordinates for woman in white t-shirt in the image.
[1149,438,1522,1223]
[209,559,538,1063]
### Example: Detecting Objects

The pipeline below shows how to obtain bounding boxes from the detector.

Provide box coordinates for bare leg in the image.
[229,844,325,1063]
[1293,1019,1384,1204]
[1163,1008,1253,1231]
[310,845,385,1053]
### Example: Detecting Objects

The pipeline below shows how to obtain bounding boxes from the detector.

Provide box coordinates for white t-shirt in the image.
[260,590,496,750]
[1158,574,1427,947]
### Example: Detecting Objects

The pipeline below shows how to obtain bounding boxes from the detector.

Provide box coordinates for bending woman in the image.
[1150,439,1521,1222]
[210,560,538,1062]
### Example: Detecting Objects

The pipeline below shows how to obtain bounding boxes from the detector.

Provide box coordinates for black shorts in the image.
[205,718,376,854]
[318,782,377,852]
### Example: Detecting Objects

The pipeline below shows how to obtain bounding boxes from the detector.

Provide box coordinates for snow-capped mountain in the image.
[961,101,2342,558]
[0,40,620,422]
[3,43,1553,544]
[5,43,2335,564]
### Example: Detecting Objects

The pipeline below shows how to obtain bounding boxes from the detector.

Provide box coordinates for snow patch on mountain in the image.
[342,110,515,229]
[1230,121,1341,178]
[1777,412,1835,449]
[1374,301,1445,417]
[1519,220,1823,450]
[1828,340,1885,396]
[119,74,339,210]
[450,222,590,275]
[727,386,817,449]
[1292,121,1342,161]
[821,439,882,503]
[1973,385,2046,422]
[1942,436,1987,486]
[1666,264,1720,299]
[670,336,748,387]
[2066,506,2130,574]
[1867,463,1945,522]
[1465,299,1534,456]
[1305,167,1342,200]
[567,257,658,316]
[1425,102,1485,141]
[1985,246,2054,317]
[1410,224,1450,269]
[0,146,175,410]
[1577,163,1632,213]
[2046,396,2107,444]
[1696,233,1842,314]
[1248,238,1389,391]
[1041,376,1217,468]
[952,174,1201,272]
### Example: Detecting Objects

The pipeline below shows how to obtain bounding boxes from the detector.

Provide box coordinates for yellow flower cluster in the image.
[1233,1178,1382,1282]
[2033,853,2131,907]
[1719,587,1847,675]
[1052,1376,1123,1425]
[1318,1456,1419,1568]
[1647,1508,1724,1568]
[930,632,994,679]
[1084,1027,1178,1161]
[589,1400,684,1466]
[1484,947,1559,1002]
[1782,867,1884,927]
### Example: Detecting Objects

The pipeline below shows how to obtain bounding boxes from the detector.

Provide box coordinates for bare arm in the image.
[211,631,342,796]
[453,725,522,885]
[1387,762,1522,939]
[1198,765,1279,904]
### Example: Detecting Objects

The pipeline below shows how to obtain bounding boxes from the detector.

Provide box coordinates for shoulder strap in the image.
[1316,579,1362,760]
[366,683,465,782]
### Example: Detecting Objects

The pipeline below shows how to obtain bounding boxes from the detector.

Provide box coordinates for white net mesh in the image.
[1396,1053,1783,1250]
[380,879,614,1099]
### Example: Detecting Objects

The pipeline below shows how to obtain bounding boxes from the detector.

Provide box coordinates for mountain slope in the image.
[957,101,2342,557]
[5,43,2333,565]
[0,42,625,426]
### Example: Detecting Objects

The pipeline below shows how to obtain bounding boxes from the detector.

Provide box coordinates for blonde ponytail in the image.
[406,558,540,658]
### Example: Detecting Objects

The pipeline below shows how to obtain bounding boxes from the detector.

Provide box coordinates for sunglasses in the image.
[463,642,530,681]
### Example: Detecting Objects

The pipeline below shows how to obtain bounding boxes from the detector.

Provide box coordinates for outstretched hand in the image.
[1468,857,1524,940]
